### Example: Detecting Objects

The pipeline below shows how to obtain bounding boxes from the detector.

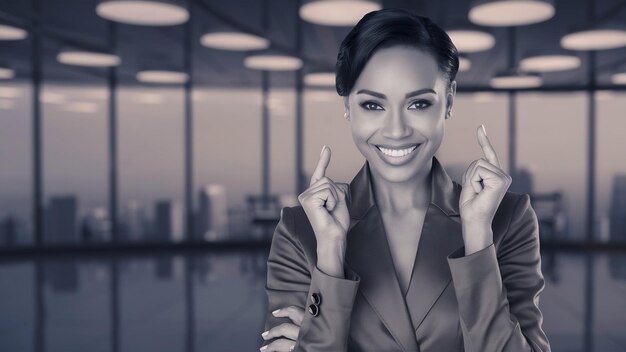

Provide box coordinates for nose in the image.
[381,109,412,139]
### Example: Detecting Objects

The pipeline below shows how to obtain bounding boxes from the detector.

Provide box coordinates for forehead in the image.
[352,46,444,95]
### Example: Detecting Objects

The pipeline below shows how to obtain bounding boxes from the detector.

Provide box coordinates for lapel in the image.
[344,156,464,352]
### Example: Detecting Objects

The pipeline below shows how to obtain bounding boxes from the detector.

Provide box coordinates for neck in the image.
[369,157,433,215]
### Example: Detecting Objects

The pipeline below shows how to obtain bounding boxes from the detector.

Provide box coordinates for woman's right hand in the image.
[297,145,351,252]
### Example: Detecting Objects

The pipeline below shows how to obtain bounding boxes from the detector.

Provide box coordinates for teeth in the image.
[377,145,418,157]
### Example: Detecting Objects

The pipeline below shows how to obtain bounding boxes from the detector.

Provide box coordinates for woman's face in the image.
[344,45,456,183]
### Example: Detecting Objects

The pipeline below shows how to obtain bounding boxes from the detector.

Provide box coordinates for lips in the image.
[373,143,422,166]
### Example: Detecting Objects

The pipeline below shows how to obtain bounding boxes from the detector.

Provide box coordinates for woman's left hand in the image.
[260,306,304,351]
[459,125,512,252]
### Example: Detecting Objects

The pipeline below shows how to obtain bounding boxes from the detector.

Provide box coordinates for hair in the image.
[335,8,459,97]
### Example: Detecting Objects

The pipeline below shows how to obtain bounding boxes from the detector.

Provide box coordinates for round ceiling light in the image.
[200,31,269,51]
[304,72,335,86]
[57,51,121,67]
[40,92,66,104]
[469,0,555,26]
[611,72,626,85]
[137,70,188,83]
[561,28,626,50]
[63,102,99,114]
[0,24,27,40]
[0,87,22,98]
[446,29,495,53]
[0,67,15,79]
[299,0,381,26]
[96,0,189,26]
[489,72,542,89]
[244,54,303,71]
[458,56,472,72]
[519,54,580,72]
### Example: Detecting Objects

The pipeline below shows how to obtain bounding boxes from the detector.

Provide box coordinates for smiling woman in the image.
[262,8,550,352]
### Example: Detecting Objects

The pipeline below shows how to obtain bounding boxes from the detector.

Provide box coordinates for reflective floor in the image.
[0,248,625,352]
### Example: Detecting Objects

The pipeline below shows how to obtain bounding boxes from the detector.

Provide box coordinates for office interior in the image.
[1,0,626,351]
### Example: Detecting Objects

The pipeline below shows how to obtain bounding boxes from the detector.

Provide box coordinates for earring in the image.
[344,111,350,120]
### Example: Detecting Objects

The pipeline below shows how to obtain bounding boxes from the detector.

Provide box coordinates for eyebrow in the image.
[356,88,436,100]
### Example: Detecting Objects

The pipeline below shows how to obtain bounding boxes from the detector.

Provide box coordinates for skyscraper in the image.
[197,185,229,241]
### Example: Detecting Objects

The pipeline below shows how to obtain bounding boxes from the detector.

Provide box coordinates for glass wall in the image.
[596,91,626,243]
[517,92,588,241]
[118,87,185,243]
[0,81,33,246]
[438,92,510,183]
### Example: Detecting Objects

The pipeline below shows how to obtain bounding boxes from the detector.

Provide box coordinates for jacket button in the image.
[310,292,321,305]
[308,303,319,317]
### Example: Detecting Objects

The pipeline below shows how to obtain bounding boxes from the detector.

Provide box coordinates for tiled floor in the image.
[0,249,625,352]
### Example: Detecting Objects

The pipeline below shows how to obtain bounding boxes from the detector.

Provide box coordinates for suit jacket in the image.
[264,156,551,352]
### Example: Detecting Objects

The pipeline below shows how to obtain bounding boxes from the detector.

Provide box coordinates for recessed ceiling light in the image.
[0,67,15,79]
[0,24,27,40]
[490,72,542,89]
[304,72,335,86]
[244,54,303,71]
[299,0,381,26]
[306,90,338,101]
[40,92,66,104]
[96,0,189,26]
[561,27,626,50]
[458,56,472,72]
[611,72,626,85]
[519,54,581,72]
[0,87,22,98]
[57,51,121,67]
[200,31,269,51]
[63,102,99,113]
[446,30,495,53]
[136,70,188,83]
[469,0,555,26]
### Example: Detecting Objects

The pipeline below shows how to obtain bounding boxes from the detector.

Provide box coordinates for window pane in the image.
[517,92,587,241]
[596,91,626,243]
[118,87,185,243]
[438,92,510,182]
[0,82,33,246]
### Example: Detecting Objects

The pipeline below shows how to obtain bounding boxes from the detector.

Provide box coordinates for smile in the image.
[376,145,418,157]
[373,143,422,166]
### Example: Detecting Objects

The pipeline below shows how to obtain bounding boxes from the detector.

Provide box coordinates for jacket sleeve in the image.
[446,194,551,352]
[264,206,361,352]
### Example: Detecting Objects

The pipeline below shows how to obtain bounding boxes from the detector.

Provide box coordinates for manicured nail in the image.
[260,345,267,351]
[261,331,269,338]
[272,309,280,315]
[481,124,487,136]
[320,145,327,157]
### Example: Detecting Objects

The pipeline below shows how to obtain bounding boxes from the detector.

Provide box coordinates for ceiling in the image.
[1,0,626,90]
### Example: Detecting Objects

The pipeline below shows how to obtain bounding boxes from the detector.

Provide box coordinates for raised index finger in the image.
[310,145,331,186]
[477,124,500,168]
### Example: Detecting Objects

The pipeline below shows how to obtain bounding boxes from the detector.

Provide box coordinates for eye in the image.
[359,101,384,111]
[409,100,432,110]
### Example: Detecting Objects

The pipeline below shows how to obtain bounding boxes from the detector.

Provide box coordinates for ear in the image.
[446,80,457,118]
[343,96,350,112]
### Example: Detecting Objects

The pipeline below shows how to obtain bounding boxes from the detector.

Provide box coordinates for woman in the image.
[260,8,550,352]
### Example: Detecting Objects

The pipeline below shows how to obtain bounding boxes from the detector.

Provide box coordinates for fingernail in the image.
[260,346,267,351]
[261,331,269,338]
[272,309,280,315]
[320,145,327,157]
[481,124,487,136]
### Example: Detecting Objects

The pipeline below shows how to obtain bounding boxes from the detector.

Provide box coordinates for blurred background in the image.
[0,0,626,351]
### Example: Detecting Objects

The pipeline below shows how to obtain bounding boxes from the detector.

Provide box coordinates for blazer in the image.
[264,155,551,352]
